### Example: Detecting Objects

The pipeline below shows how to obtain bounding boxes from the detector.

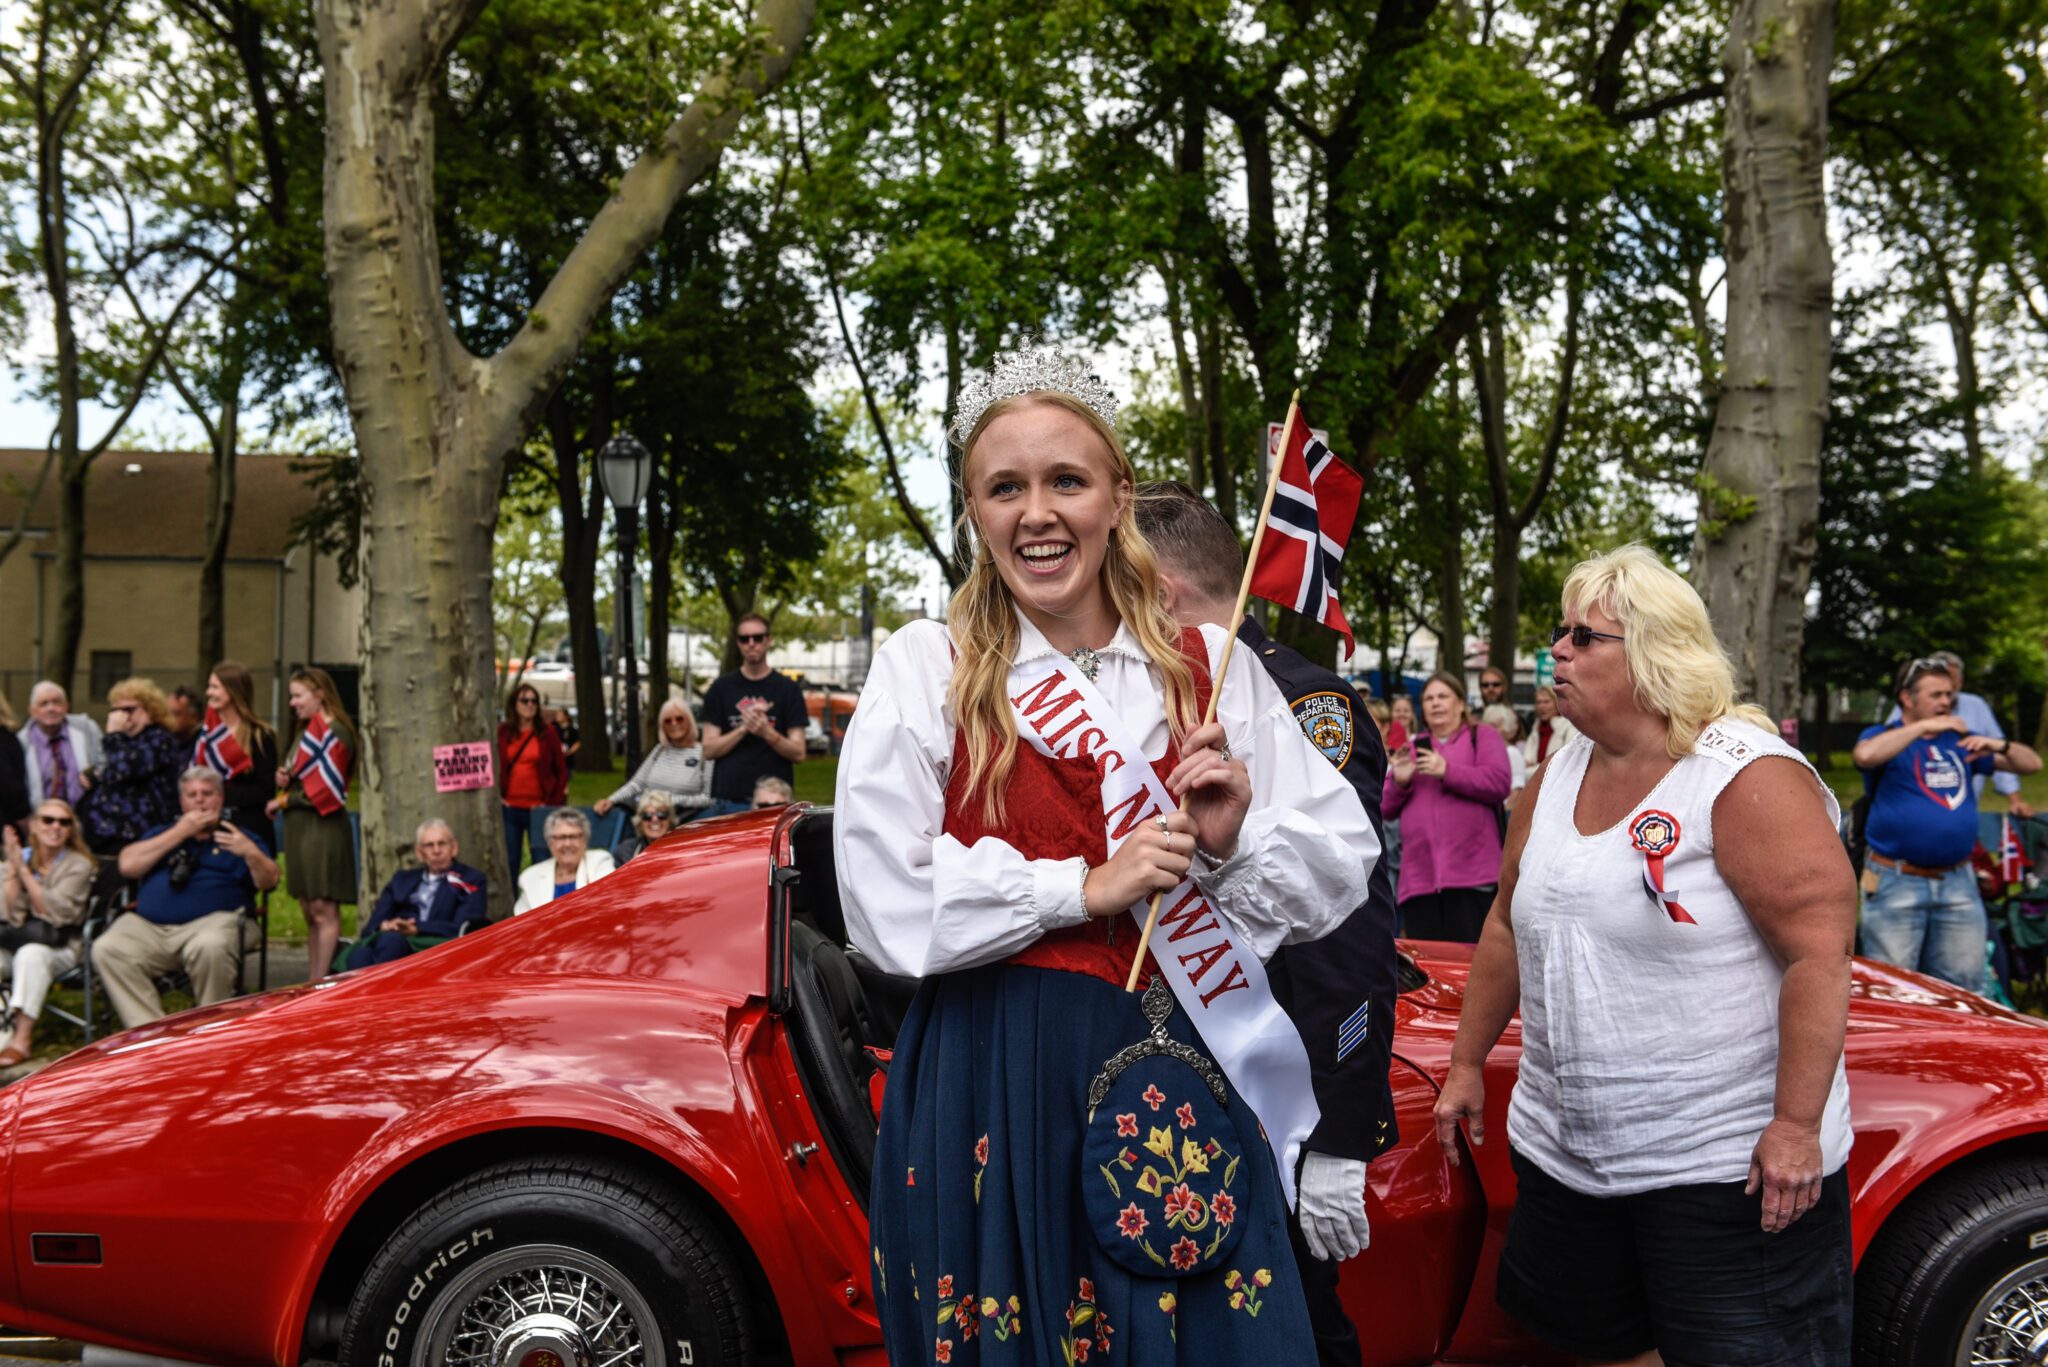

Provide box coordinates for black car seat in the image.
[787,808,917,1047]
[786,918,880,1194]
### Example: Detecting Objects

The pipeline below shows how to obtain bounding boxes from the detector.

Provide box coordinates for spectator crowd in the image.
[0,579,2038,1080]
[0,616,812,1059]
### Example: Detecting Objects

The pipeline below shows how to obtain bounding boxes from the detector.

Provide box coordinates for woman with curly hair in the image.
[83,678,183,853]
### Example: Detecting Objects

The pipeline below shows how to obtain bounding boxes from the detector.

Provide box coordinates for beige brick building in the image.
[0,450,358,730]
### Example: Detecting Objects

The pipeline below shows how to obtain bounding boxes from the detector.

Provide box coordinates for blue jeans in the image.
[1860,861,1989,993]
[503,804,539,871]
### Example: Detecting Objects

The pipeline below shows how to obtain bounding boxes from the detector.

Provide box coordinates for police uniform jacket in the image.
[1239,617,1400,1164]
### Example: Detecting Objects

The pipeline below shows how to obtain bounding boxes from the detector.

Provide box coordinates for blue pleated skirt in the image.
[870,961,1315,1365]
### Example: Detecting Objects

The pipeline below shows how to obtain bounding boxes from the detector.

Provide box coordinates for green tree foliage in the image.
[624,189,855,673]
[1806,301,2048,738]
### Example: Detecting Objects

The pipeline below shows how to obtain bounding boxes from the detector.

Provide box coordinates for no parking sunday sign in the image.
[433,742,496,793]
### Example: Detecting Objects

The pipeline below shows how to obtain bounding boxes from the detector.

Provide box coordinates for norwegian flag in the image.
[291,714,352,816]
[1248,412,1364,653]
[193,706,252,780]
[2001,814,2032,887]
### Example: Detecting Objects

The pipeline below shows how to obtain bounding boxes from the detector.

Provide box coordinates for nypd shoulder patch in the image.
[1292,691,1355,769]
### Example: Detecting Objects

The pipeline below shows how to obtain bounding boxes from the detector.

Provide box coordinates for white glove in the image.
[1297,1150,1371,1261]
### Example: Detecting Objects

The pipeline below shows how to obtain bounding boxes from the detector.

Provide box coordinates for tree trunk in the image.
[944,317,971,568]
[1199,311,1233,530]
[1812,675,1831,769]
[1940,263,1985,479]
[646,469,676,727]
[1474,276,1580,675]
[196,375,240,679]
[319,0,817,917]
[1162,258,1204,489]
[43,86,85,694]
[1693,0,1836,724]
[546,393,614,772]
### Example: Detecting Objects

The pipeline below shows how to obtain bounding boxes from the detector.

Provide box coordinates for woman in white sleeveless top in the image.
[1432,545,1857,1367]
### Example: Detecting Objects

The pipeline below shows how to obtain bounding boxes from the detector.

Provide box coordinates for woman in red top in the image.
[497,684,567,871]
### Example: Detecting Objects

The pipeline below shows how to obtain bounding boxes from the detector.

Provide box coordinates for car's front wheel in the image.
[1855,1156,2048,1366]
[339,1157,751,1367]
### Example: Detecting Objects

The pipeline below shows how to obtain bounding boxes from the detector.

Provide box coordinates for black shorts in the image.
[1497,1147,1852,1366]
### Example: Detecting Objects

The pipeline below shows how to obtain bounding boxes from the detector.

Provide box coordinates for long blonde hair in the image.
[1560,544,1774,759]
[950,392,1199,823]
[210,660,277,757]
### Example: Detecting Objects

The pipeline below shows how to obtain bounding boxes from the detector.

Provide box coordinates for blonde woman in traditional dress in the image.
[836,347,1375,1365]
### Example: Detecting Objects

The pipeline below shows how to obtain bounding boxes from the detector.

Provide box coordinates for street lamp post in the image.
[598,433,653,773]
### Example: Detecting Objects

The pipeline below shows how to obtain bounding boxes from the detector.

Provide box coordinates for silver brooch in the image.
[1068,646,1102,682]
[948,342,1121,447]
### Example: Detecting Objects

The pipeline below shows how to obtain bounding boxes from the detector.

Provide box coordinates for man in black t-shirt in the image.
[700,613,808,816]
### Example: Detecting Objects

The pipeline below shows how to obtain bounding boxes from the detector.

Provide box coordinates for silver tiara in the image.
[947,343,1121,447]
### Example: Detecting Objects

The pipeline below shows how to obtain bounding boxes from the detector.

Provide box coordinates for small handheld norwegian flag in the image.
[292,714,352,816]
[1122,391,1364,992]
[1247,403,1363,654]
[194,706,252,780]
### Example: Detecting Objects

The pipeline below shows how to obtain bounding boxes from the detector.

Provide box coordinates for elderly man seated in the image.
[345,819,488,970]
[95,766,279,1027]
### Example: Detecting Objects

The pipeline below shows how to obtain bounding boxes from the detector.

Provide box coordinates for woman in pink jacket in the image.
[1384,671,1513,941]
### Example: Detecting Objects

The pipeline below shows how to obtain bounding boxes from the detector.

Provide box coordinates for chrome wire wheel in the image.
[1958,1254,2048,1366]
[414,1243,664,1367]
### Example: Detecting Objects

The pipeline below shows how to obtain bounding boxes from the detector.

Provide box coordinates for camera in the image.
[167,846,200,891]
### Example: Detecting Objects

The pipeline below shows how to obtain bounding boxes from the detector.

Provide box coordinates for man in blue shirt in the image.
[94,766,280,1027]
[1854,659,2041,990]
[1883,650,2032,816]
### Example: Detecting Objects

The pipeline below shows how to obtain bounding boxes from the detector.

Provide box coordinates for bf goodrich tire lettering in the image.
[338,1158,750,1367]
[1853,1156,2048,1367]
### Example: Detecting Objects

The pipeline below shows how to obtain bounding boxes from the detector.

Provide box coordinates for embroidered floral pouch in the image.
[1081,979,1251,1277]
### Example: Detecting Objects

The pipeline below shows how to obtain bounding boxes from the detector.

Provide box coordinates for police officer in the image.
[1136,481,1399,1367]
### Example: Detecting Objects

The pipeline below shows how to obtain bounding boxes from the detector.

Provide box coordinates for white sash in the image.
[1006,650,1320,1206]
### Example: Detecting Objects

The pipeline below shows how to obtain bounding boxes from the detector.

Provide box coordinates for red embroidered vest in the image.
[941,627,1215,988]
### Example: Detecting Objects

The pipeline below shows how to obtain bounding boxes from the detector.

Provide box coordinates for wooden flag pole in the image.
[1123,389,1303,992]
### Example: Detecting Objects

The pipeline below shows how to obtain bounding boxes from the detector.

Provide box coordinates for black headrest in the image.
[789,808,846,944]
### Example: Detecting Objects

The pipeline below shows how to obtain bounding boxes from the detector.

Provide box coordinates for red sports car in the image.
[3,807,2046,1367]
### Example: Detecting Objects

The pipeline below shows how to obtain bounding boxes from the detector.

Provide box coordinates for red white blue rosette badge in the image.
[1628,809,1696,925]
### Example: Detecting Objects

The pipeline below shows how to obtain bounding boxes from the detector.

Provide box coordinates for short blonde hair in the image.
[1560,545,1773,759]
[109,677,170,728]
[1482,702,1521,743]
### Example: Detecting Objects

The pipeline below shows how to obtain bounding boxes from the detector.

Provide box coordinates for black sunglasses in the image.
[1552,623,1626,649]
[736,632,769,644]
[639,810,673,823]
[35,814,73,827]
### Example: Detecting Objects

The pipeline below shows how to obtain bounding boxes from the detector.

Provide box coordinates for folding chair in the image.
[35,857,134,1046]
